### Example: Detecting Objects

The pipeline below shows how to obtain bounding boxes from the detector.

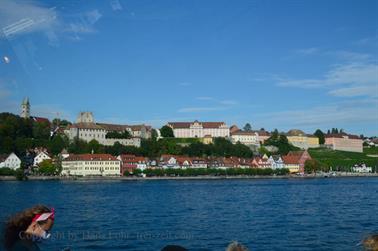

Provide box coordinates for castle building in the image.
[65,112,151,147]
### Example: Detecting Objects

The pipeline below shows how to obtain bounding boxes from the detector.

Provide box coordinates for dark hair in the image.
[4,205,51,250]
[363,234,378,250]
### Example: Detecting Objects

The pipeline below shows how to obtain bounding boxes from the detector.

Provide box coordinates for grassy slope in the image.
[308,148,378,168]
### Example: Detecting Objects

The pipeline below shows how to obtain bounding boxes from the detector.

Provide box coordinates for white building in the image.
[267,156,285,169]
[167,120,229,138]
[352,164,372,173]
[65,112,150,147]
[33,152,51,167]
[61,154,121,176]
[230,130,260,146]
[0,153,21,169]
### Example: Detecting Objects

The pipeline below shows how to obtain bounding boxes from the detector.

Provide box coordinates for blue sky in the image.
[0,0,377,136]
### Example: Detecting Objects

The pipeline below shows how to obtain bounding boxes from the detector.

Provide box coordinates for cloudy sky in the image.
[0,0,377,136]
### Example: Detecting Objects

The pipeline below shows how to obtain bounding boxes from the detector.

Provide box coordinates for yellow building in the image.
[287,129,319,149]
[202,135,213,144]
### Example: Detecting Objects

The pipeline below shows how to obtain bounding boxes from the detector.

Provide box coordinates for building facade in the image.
[65,112,151,147]
[325,133,363,153]
[61,154,120,176]
[286,129,319,149]
[230,130,260,146]
[167,120,229,138]
[0,153,21,169]
[33,152,51,167]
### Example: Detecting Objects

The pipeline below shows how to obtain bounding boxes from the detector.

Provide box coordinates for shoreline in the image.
[1,173,378,181]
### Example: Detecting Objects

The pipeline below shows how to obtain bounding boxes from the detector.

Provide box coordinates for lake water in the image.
[0,178,377,251]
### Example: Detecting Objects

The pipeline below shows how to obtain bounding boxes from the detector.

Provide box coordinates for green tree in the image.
[52,118,72,127]
[314,129,325,145]
[33,121,51,140]
[243,123,252,131]
[68,138,88,154]
[264,134,299,155]
[304,159,322,174]
[106,130,131,139]
[86,139,104,153]
[49,135,68,155]
[151,129,158,140]
[38,159,57,175]
[160,125,174,138]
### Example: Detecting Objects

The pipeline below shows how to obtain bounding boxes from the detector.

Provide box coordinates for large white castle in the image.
[64,112,151,147]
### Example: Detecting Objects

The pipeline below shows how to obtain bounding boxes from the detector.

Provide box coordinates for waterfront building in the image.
[167,120,229,138]
[251,155,271,168]
[61,154,120,176]
[191,158,208,168]
[282,150,312,173]
[286,129,319,149]
[267,155,285,169]
[325,133,363,153]
[0,153,21,169]
[117,154,148,174]
[352,164,372,173]
[65,112,151,147]
[206,157,226,169]
[282,155,301,173]
[159,155,181,169]
[33,152,51,167]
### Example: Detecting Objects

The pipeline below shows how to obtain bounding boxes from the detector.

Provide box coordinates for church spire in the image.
[21,97,30,118]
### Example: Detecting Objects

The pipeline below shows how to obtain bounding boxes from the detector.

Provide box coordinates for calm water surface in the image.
[0,178,377,251]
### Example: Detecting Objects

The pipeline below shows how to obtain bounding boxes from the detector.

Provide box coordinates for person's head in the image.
[362,234,378,251]
[4,205,54,250]
[226,241,249,251]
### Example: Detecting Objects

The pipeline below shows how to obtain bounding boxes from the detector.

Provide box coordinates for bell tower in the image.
[21,97,30,118]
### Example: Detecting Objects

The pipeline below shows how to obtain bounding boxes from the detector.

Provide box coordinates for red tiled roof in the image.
[325,133,361,139]
[287,151,305,156]
[32,117,50,124]
[64,154,118,161]
[254,130,271,136]
[97,123,129,131]
[282,155,301,164]
[231,130,256,136]
[69,123,104,130]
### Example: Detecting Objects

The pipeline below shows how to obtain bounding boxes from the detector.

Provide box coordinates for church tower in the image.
[21,97,30,118]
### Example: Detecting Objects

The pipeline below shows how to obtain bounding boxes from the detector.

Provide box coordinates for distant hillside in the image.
[308,148,378,169]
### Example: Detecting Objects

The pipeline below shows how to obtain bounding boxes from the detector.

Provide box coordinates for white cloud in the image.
[328,86,378,97]
[254,100,378,134]
[277,62,378,97]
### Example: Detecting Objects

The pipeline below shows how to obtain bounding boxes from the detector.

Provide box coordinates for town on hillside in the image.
[0,98,377,178]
